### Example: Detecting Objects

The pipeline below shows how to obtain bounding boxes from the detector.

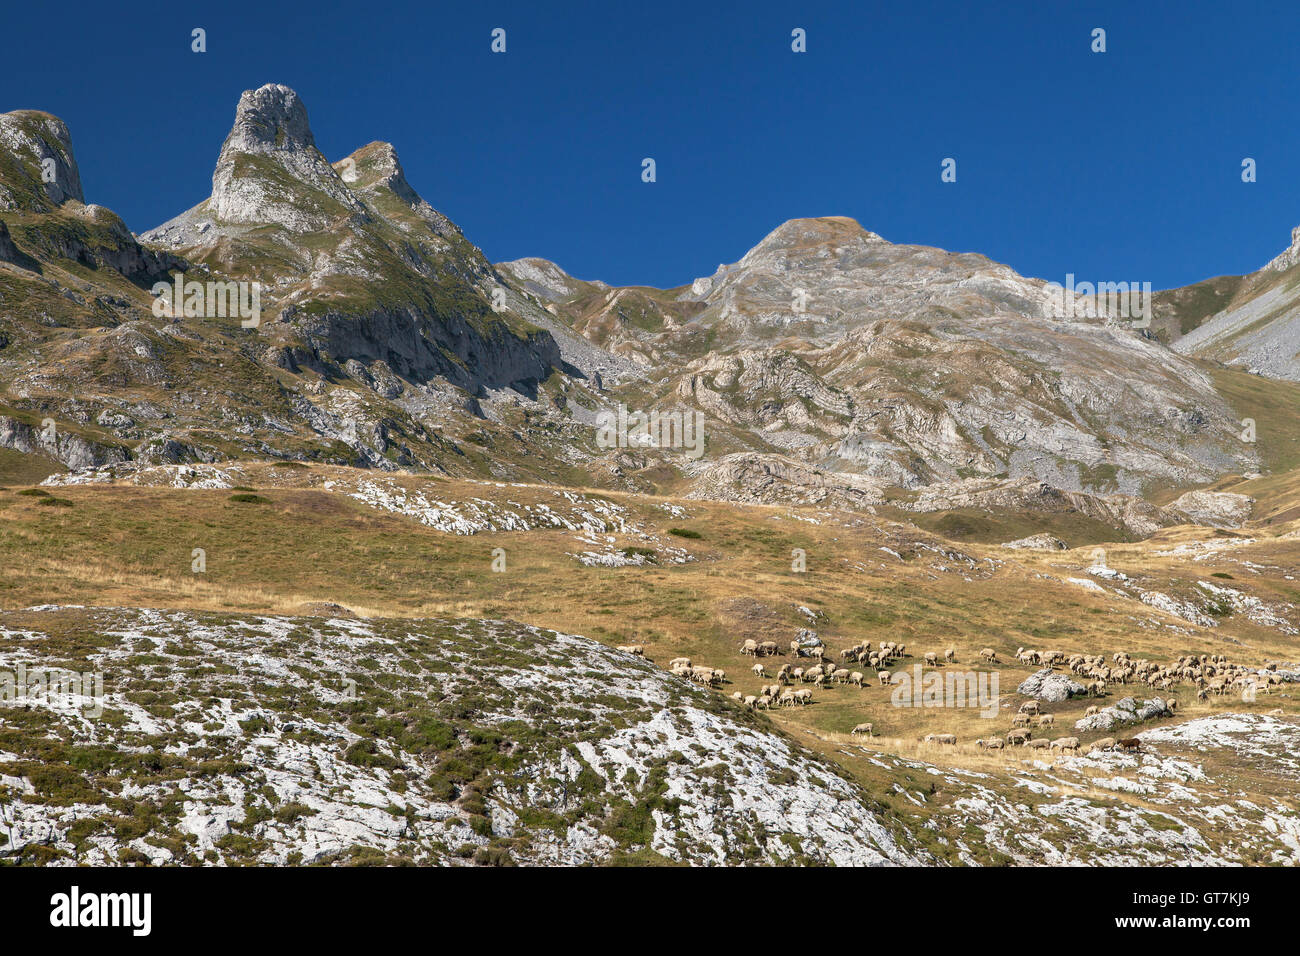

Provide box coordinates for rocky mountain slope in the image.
[0,86,629,483]
[506,217,1259,502]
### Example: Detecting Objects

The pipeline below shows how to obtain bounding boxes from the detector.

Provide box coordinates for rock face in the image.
[0,606,918,866]
[0,110,83,210]
[0,219,17,263]
[1017,668,1086,702]
[0,416,129,470]
[1074,696,1172,732]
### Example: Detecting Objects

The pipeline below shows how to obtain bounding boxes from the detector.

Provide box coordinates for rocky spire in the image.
[209,83,364,230]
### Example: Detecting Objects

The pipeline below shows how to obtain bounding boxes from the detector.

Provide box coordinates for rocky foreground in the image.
[0,606,913,866]
[4,602,1299,866]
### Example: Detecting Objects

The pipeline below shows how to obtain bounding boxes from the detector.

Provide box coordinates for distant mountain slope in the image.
[512,217,1259,497]
[1157,225,1300,381]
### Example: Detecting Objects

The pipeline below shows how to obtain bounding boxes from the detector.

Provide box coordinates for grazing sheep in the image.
[617,644,646,656]
[924,652,939,667]
[751,663,765,677]
[944,647,956,663]
[754,696,772,709]
[758,641,780,657]
[980,648,998,663]
[1012,714,1031,729]
[743,695,758,708]
[1036,714,1055,728]
[1090,737,1116,752]
[1026,738,1051,750]
[851,723,874,736]
[1007,730,1030,745]
[831,668,850,684]
[849,671,864,687]
[1018,700,1040,715]
[1050,737,1080,752]
[794,689,813,705]
[731,691,743,701]
[669,657,692,670]
[740,639,759,656]
[879,671,892,686]
[1084,705,1099,717]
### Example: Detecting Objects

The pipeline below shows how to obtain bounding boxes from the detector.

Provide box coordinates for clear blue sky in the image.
[4,0,1297,290]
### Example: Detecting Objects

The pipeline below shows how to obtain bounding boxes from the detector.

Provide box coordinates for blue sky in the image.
[5,0,1297,289]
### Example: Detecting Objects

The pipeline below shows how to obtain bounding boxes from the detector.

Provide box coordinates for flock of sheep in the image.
[635,633,1284,756]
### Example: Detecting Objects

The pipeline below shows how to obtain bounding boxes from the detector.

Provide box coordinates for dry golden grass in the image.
[1,461,1297,791]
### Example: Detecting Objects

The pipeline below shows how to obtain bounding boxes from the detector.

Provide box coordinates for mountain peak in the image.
[741,216,885,262]
[0,109,84,210]
[338,142,416,202]
[201,84,364,232]
[222,83,316,156]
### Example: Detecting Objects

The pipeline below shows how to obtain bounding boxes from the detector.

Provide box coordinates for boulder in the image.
[1074,697,1170,732]
[1001,533,1068,550]
[794,628,823,648]
[1167,490,1253,529]
[1017,668,1085,703]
